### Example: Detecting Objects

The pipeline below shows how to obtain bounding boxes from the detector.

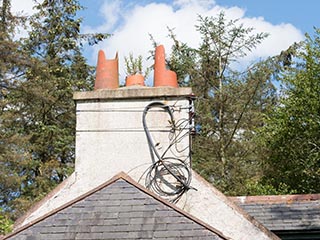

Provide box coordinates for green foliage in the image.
[166,27,196,86]
[0,0,27,97]
[0,0,31,222]
[0,0,108,225]
[243,180,297,196]
[0,210,13,235]
[259,28,320,193]
[124,53,150,78]
[165,12,277,195]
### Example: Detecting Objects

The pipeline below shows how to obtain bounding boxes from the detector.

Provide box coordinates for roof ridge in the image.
[2,171,229,240]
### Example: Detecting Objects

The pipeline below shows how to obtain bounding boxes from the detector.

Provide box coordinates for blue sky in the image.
[215,0,319,35]
[11,0,320,84]
[78,0,319,36]
[77,0,318,82]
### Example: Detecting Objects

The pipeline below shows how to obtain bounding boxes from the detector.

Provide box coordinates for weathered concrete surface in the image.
[178,171,279,240]
[73,86,193,100]
[74,92,191,190]
[15,87,279,240]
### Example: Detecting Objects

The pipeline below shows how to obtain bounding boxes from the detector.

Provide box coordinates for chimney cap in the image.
[73,87,193,101]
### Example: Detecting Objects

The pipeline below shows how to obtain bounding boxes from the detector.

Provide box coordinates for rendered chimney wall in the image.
[73,87,193,190]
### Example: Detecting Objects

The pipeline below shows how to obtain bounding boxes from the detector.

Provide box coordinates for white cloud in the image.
[83,0,123,34]
[239,17,303,62]
[173,0,215,8]
[85,0,304,85]
[11,0,37,16]
[10,0,39,38]
[11,0,303,85]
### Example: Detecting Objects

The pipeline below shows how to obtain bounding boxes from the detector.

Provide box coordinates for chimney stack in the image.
[73,87,194,194]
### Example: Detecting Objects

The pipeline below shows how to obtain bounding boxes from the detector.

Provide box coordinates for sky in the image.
[11,0,320,85]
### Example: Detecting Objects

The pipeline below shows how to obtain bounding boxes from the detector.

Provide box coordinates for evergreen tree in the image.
[0,0,30,231]
[0,0,108,221]
[0,0,27,100]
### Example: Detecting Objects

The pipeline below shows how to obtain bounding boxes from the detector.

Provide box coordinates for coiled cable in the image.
[142,102,194,203]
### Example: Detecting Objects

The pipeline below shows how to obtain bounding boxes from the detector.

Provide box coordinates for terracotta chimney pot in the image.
[126,74,145,87]
[153,45,178,88]
[94,50,119,90]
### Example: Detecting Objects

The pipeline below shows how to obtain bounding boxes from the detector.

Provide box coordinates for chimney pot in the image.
[154,45,178,88]
[94,50,119,90]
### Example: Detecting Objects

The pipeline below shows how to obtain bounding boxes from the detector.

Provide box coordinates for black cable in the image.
[142,102,194,203]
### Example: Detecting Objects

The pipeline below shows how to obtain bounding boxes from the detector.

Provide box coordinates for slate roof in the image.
[230,194,320,232]
[3,172,227,240]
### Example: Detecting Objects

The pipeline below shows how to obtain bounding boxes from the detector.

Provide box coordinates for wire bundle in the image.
[142,102,194,203]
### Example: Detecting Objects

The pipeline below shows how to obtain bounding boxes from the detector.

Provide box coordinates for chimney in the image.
[14,46,280,240]
[73,87,194,199]
[73,46,194,201]
[16,46,195,225]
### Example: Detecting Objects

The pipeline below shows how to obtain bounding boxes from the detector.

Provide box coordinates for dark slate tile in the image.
[74,232,103,239]
[7,179,225,240]
[238,200,320,231]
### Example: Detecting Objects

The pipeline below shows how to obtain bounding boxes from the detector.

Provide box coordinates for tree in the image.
[0,0,28,100]
[259,29,320,193]
[0,0,30,226]
[165,12,278,195]
[0,0,108,222]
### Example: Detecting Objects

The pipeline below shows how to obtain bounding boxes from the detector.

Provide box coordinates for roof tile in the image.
[231,195,320,231]
[4,176,227,240]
